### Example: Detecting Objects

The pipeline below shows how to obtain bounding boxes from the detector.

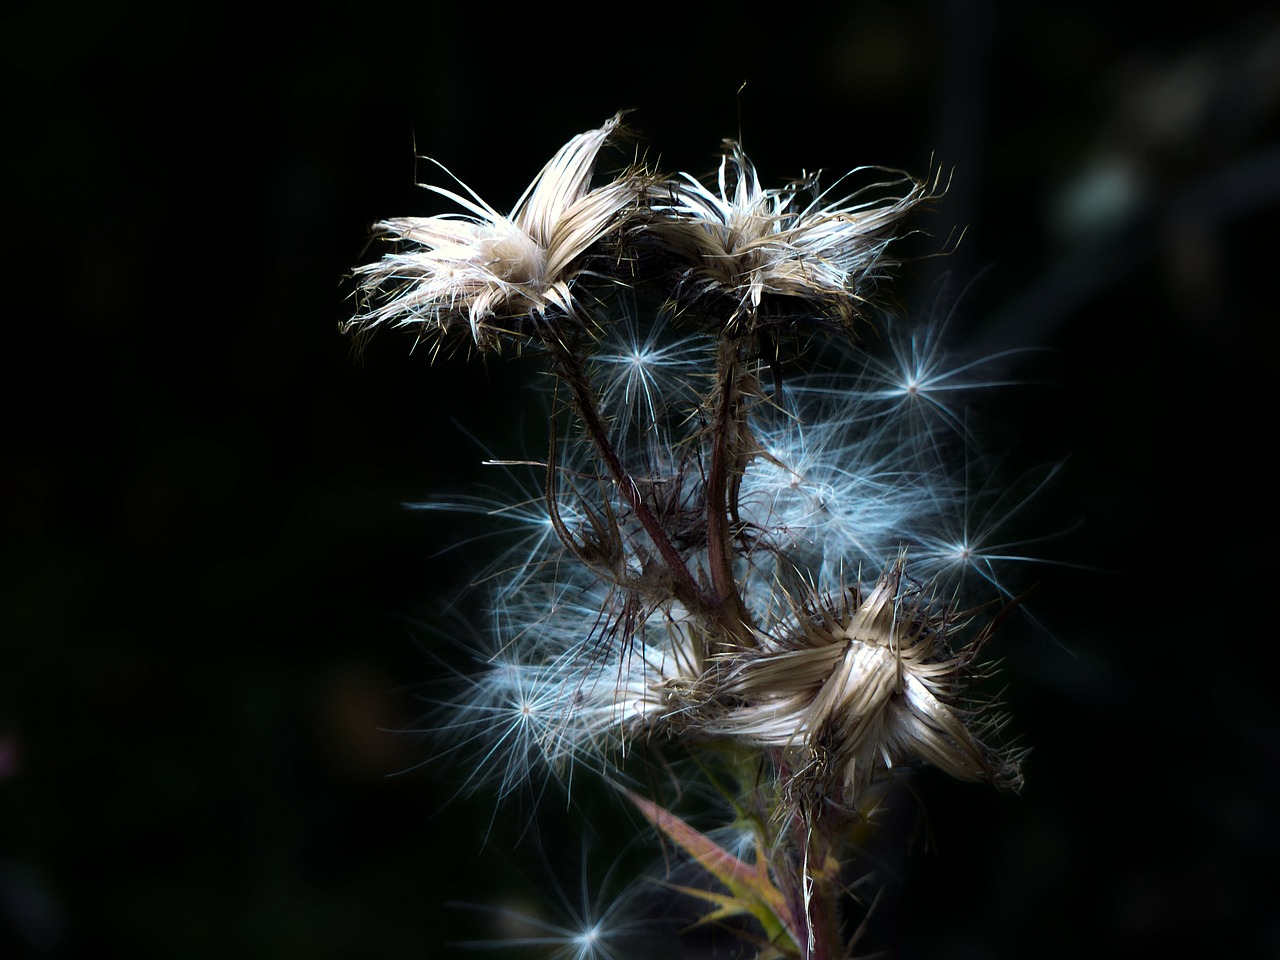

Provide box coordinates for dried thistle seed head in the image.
[708,558,1022,808]
[642,142,939,334]
[346,113,639,352]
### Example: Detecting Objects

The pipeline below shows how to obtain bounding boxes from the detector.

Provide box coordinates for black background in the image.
[3,1,1278,957]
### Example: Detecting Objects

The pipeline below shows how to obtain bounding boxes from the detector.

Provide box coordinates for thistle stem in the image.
[782,808,843,960]
[546,338,712,613]
[705,336,754,648]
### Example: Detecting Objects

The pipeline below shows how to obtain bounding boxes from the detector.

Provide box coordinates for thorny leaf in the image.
[627,790,801,955]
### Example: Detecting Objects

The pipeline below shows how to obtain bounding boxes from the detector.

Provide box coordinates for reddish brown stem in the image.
[548,341,712,612]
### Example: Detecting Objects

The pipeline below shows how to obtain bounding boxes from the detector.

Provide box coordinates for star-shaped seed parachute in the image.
[347,113,638,351]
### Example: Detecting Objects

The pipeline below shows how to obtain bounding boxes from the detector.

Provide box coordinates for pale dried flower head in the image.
[706,556,1023,808]
[644,142,939,331]
[347,113,638,351]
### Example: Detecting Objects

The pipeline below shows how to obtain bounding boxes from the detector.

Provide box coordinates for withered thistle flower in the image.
[643,142,939,331]
[349,113,1042,959]
[706,556,1023,810]
[348,113,638,350]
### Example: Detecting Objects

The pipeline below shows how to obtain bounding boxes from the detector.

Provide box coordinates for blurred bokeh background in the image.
[3,1,1278,956]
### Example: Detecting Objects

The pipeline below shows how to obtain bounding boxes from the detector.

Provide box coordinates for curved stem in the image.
[546,338,712,613]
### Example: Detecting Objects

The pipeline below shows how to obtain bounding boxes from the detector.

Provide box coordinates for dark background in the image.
[3,1,1278,957]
